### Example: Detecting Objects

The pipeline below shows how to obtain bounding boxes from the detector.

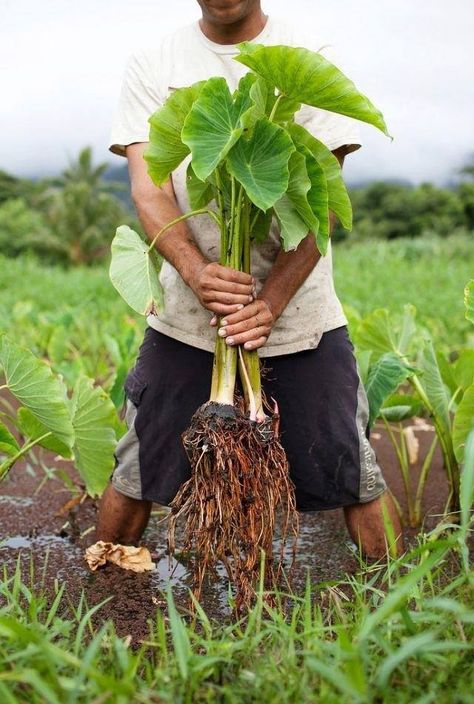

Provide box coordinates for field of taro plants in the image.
[0,237,472,703]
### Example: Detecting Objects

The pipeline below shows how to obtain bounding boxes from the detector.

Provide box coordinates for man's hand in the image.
[214,298,274,351]
[189,262,256,317]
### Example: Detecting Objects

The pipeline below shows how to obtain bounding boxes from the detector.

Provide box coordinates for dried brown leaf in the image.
[84,540,155,573]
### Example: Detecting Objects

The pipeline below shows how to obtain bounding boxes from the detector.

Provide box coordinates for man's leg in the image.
[344,491,403,559]
[96,483,152,544]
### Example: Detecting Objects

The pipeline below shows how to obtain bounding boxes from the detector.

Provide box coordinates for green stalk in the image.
[147,208,222,252]
[239,195,265,422]
[414,434,438,526]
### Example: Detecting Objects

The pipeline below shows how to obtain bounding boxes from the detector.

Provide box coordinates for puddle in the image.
[0,496,34,507]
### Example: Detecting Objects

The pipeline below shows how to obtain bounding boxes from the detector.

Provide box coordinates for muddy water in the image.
[0,427,449,639]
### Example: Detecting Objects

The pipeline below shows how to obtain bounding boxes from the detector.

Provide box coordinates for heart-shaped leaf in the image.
[365,353,414,427]
[0,336,73,447]
[70,377,117,497]
[227,117,294,211]
[0,421,19,456]
[236,43,390,136]
[145,82,204,185]
[182,77,245,181]
[289,123,352,231]
[110,226,163,316]
[186,162,214,210]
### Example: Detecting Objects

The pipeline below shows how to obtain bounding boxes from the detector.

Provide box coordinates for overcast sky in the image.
[1,0,473,184]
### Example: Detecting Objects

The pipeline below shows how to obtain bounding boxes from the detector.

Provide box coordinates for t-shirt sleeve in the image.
[296,44,362,154]
[109,50,164,157]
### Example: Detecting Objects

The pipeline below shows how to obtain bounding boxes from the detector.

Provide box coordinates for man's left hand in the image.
[210,299,274,350]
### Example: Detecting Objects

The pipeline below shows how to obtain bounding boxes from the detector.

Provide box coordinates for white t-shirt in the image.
[109,16,361,357]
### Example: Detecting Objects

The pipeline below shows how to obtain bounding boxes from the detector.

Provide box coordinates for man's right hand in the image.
[188,262,255,318]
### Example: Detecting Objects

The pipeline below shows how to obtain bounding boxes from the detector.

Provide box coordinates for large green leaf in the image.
[70,377,117,497]
[145,82,204,186]
[380,394,423,423]
[365,353,414,427]
[289,123,352,230]
[109,226,163,316]
[235,43,390,136]
[274,151,315,250]
[186,162,214,210]
[0,336,73,447]
[227,117,294,211]
[299,145,329,254]
[17,407,72,458]
[453,384,474,463]
[465,280,474,324]
[355,309,397,357]
[0,420,19,456]
[419,338,451,437]
[453,350,474,392]
[182,77,245,181]
[273,196,309,252]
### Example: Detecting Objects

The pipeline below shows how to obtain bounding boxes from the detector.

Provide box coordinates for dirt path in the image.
[0,423,448,641]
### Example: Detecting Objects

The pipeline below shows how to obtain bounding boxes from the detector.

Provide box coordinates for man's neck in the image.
[199,10,268,45]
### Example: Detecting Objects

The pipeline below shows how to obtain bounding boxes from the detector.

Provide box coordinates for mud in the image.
[0,423,450,641]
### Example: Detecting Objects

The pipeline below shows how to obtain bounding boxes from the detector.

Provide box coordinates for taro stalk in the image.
[110,42,389,606]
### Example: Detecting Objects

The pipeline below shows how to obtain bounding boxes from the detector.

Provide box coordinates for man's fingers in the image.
[204,290,253,306]
[243,336,267,351]
[204,278,254,296]
[223,327,270,347]
[213,264,253,286]
[207,302,244,316]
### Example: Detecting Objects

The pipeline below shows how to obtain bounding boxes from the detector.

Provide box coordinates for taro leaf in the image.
[365,353,414,427]
[182,77,245,181]
[453,350,474,392]
[453,384,474,463]
[397,304,418,356]
[186,162,214,210]
[70,377,117,497]
[251,207,273,244]
[0,420,19,456]
[227,117,295,211]
[289,123,352,231]
[236,43,390,136]
[0,335,73,447]
[110,226,163,316]
[465,280,474,324]
[273,195,309,252]
[418,338,451,437]
[145,82,204,186]
[299,145,330,254]
[380,394,423,423]
[17,407,72,458]
[274,151,316,251]
[47,326,70,366]
[355,309,397,357]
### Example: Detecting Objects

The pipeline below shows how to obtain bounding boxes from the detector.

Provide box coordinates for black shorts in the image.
[111,326,386,511]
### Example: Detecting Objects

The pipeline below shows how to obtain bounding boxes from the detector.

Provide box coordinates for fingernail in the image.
[237,304,244,310]
[218,328,227,337]
[221,319,228,326]
[226,337,234,345]
[244,342,252,349]
[248,296,253,302]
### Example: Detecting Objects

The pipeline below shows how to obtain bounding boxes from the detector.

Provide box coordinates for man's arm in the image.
[217,146,348,350]
[126,143,254,318]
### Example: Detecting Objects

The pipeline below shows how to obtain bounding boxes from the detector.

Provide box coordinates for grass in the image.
[0,526,472,704]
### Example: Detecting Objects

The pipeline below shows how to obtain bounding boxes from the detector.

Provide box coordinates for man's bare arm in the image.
[217,146,348,350]
[126,143,254,317]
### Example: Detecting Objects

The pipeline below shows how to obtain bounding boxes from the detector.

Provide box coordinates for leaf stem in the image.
[268,93,284,123]
[147,208,222,252]
[0,431,52,480]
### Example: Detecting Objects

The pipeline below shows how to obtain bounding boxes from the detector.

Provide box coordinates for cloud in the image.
[1,0,472,182]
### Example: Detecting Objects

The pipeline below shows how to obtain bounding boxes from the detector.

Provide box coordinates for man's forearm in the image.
[259,212,336,320]
[132,187,207,287]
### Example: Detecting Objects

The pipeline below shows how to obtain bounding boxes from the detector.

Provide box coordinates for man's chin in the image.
[199,0,254,24]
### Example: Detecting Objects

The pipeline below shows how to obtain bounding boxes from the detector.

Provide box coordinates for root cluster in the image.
[168,401,299,610]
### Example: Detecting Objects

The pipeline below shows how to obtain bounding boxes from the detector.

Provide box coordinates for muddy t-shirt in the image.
[109,16,361,357]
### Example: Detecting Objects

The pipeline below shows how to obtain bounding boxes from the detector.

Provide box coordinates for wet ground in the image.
[0,423,449,641]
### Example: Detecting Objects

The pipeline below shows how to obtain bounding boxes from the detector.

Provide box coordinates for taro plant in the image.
[0,335,118,496]
[109,42,390,606]
[357,283,474,524]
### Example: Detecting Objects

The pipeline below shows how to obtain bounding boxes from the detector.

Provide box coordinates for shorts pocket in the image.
[124,368,147,407]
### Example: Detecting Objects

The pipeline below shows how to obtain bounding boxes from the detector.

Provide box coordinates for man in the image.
[98,0,402,558]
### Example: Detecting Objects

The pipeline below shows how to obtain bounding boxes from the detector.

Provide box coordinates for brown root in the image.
[168,401,299,611]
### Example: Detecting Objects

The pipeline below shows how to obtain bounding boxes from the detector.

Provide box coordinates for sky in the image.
[1,0,473,184]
